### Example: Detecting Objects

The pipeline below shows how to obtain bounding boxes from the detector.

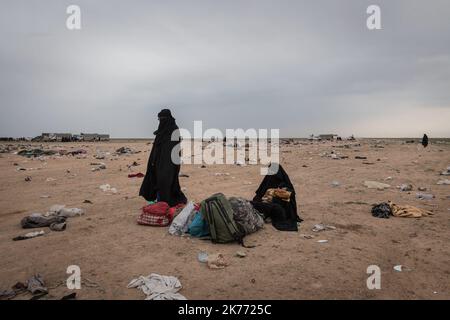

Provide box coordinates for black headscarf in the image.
[139,109,187,206]
[154,110,176,141]
[252,163,302,231]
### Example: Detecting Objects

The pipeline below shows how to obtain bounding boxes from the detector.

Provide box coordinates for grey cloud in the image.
[1,0,450,138]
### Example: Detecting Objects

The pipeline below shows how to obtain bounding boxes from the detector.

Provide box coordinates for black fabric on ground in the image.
[252,164,302,231]
[422,134,429,148]
[371,202,392,219]
[139,109,187,206]
[21,215,66,229]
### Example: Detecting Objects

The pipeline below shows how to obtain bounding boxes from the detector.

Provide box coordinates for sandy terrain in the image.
[0,139,449,300]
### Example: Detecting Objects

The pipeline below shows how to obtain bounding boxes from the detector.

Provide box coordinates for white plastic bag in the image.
[168,201,195,236]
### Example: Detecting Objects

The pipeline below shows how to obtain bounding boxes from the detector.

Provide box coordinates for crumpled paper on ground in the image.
[207,253,228,269]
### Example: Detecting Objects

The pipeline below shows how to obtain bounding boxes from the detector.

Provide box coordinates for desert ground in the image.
[0,138,449,300]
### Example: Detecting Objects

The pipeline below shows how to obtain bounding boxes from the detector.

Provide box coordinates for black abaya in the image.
[139,109,187,206]
[251,164,302,231]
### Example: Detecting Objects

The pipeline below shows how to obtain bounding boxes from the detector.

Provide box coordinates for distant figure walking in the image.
[422,134,429,148]
[139,109,187,206]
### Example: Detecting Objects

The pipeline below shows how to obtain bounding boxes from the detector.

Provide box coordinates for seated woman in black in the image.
[251,163,302,231]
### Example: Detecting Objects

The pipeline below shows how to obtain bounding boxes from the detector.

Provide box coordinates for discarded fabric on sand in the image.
[127,273,186,300]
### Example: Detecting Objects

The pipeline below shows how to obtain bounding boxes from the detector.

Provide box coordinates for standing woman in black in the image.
[139,109,187,206]
[422,134,429,148]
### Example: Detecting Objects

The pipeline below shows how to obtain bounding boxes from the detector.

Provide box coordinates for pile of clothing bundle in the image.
[0,274,47,300]
[137,164,303,246]
[372,201,433,219]
[15,205,85,240]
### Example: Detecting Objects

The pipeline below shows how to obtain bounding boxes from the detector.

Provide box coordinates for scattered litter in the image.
[317,240,328,243]
[372,203,392,219]
[58,207,85,218]
[393,265,412,272]
[13,230,45,241]
[437,179,450,185]
[399,184,413,192]
[345,201,370,205]
[169,202,196,236]
[0,289,17,300]
[373,202,432,219]
[312,224,336,232]
[40,195,51,198]
[330,181,340,187]
[418,187,427,191]
[440,166,450,176]
[128,173,145,178]
[67,149,87,156]
[364,181,390,190]
[127,273,186,300]
[393,265,403,272]
[21,214,66,229]
[48,204,65,215]
[25,176,32,182]
[197,251,208,263]
[99,184,118,194]
[49,222,67,231]
[215,172,230,176]
[26,274,48,295]
[94,151,106,160]
[300,234,314,239]
[385,176,393,181]
[115,147,139,155]
[83,200,93,204]
[207,253,228,269]
[46,178,56,182]
[18,149,57,158]
[416,192,435,200]
[91,163,106,171]
[355,156,367,159]
[61,292,77,300]
[235,251,247,258]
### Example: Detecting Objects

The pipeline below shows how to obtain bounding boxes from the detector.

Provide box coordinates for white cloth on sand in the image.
[169,201,195,236]
[127,273,186,300]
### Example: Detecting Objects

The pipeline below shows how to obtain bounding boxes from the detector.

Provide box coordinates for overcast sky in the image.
[1,0,450,138]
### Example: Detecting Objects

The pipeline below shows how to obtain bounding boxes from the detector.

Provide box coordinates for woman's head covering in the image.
[254,163,295,199]
[154,108,177,140]
[157,109,174,120]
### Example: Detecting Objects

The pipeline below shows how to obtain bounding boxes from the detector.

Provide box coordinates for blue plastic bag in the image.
[188,211,210,237]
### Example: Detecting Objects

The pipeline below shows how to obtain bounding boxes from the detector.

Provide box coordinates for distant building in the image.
[38,132,109,142]
[81,133,98,141]
[41,133,72,141]
[98,134,110,141]
[55,133,72,142]
[41,133,52,141]
[319,134,338,141]
[80,133,110,141]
